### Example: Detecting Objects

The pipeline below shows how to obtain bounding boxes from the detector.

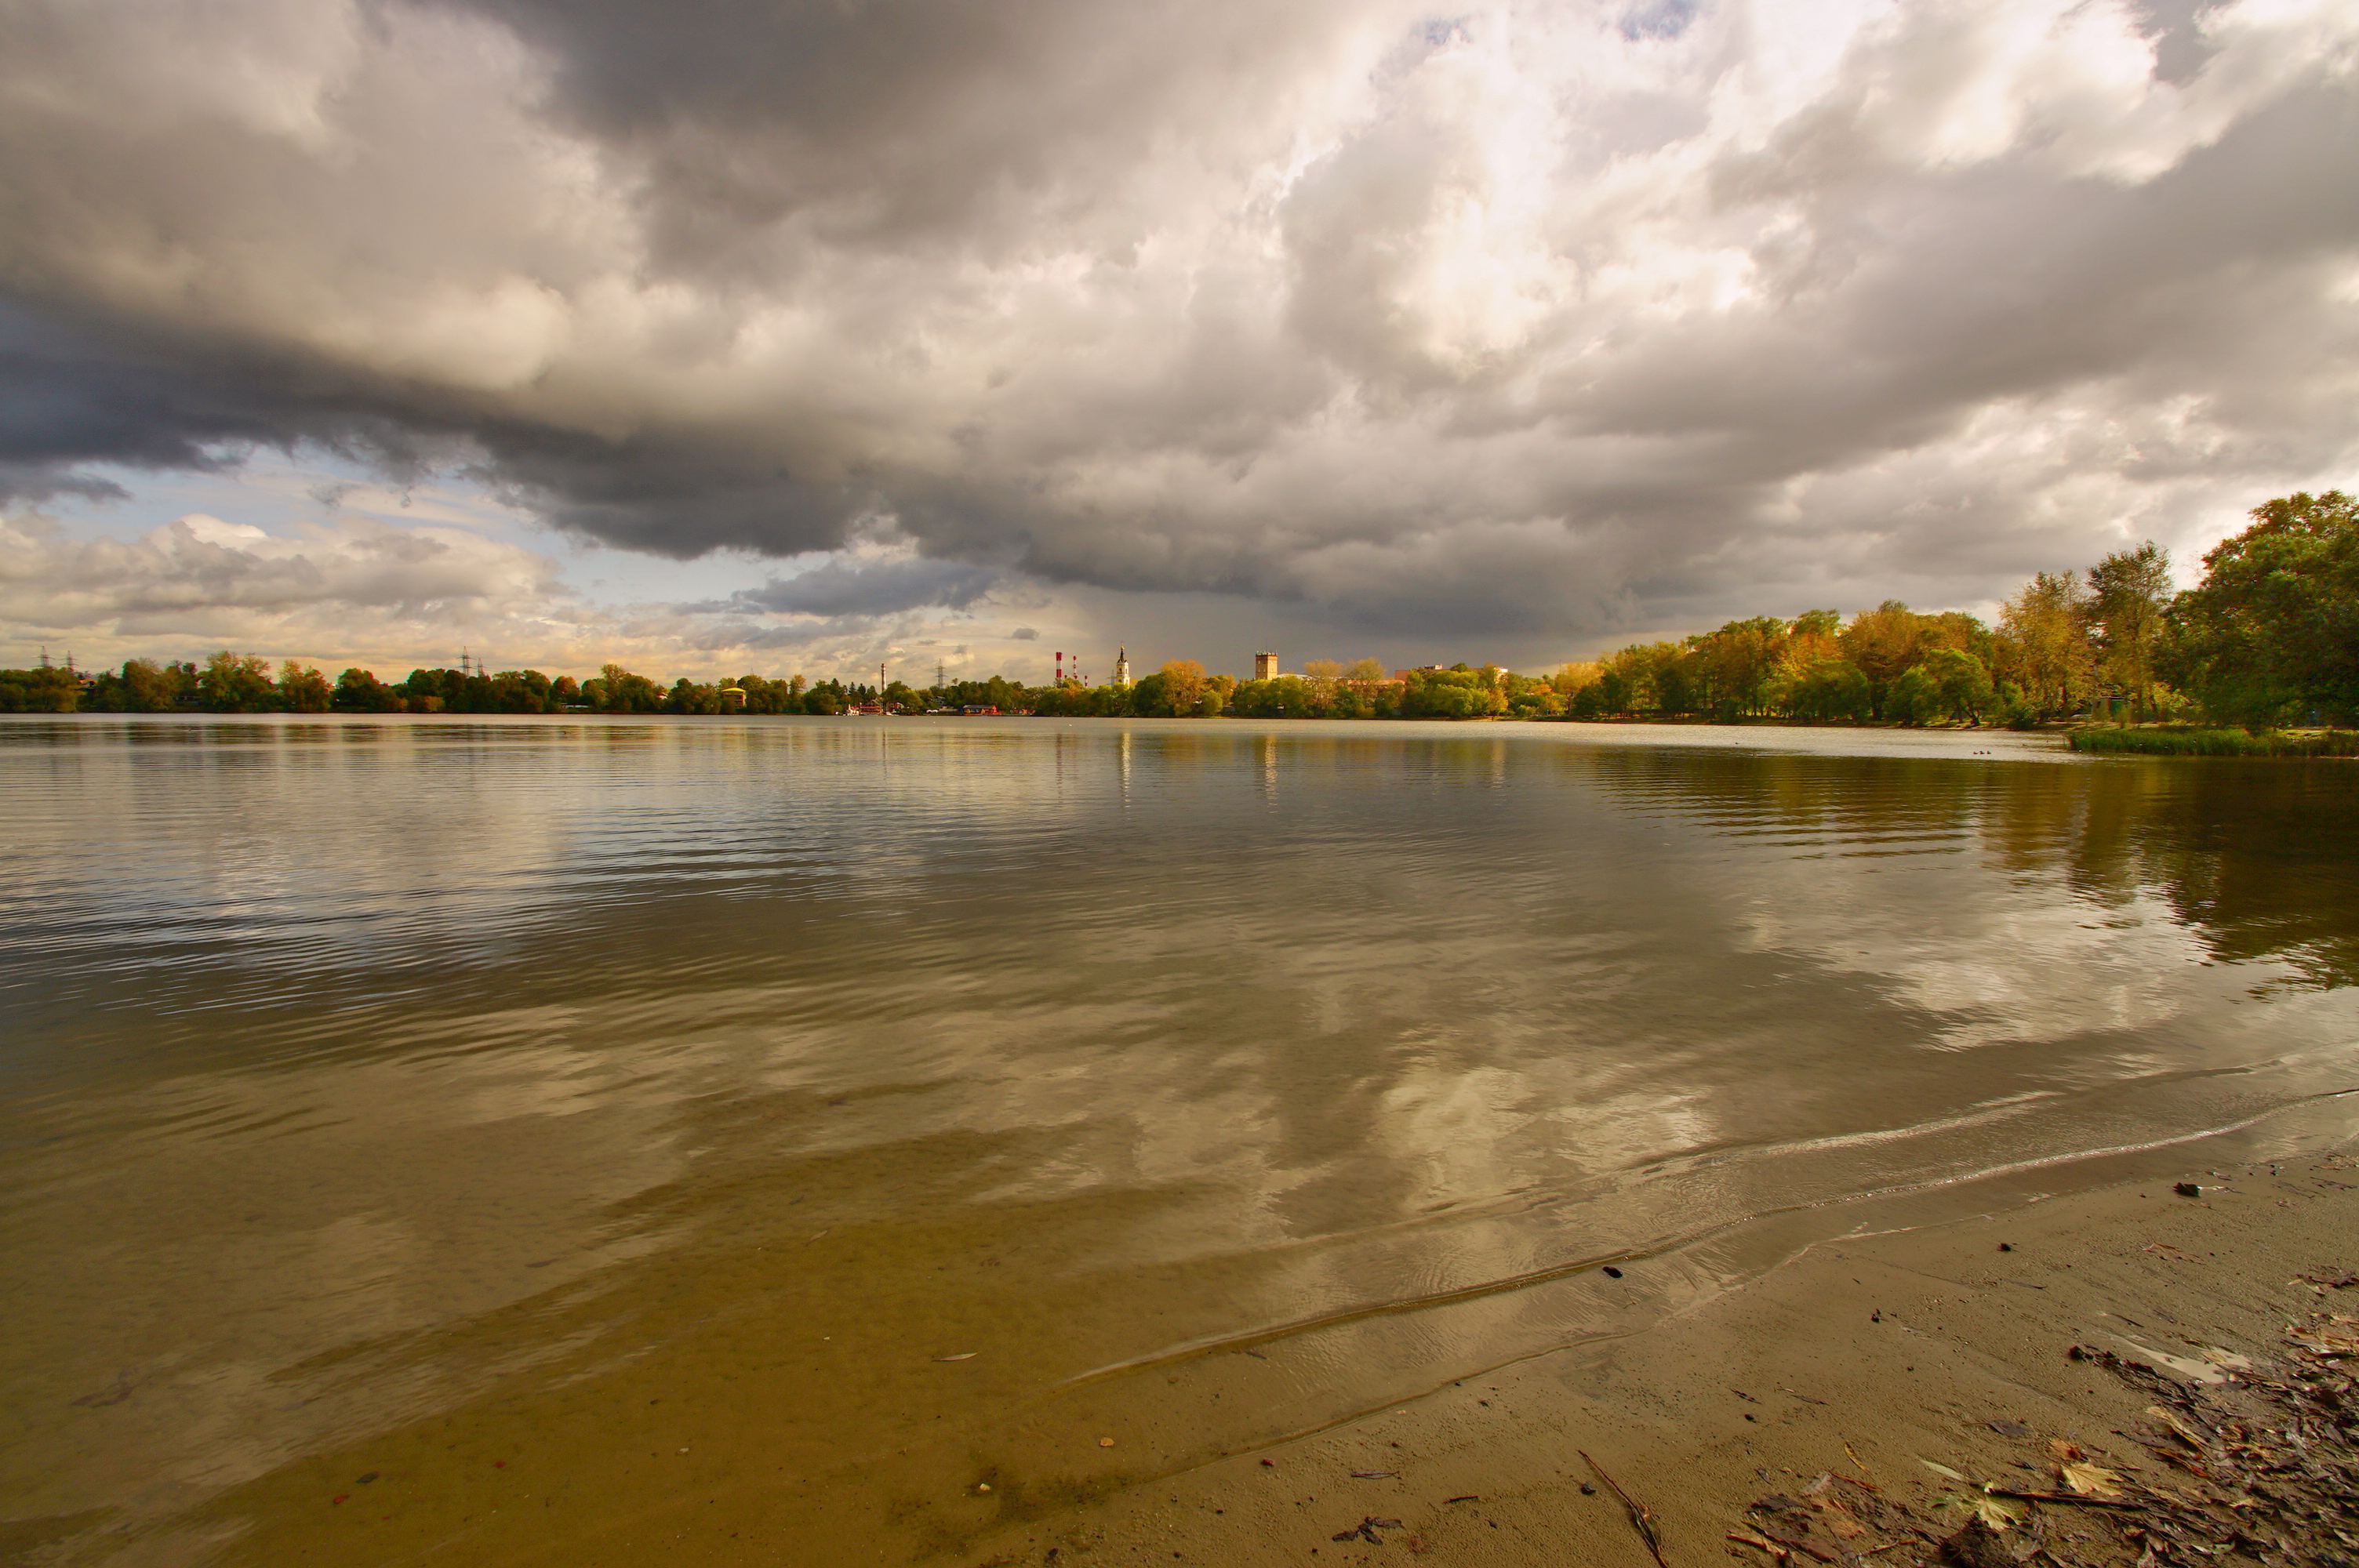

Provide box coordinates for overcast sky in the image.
[2,0,2354,681]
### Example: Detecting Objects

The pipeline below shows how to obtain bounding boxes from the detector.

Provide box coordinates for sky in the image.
[1,0,2354,683]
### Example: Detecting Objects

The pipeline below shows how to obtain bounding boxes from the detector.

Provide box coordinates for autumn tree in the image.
[1158,659,1208,715]
[1994,571,2095,719]
[2087,542,2172,718]
[1840,602,1928,718]
[277,660,333,712]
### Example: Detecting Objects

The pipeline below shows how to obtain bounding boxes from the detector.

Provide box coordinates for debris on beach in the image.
[1330,1515,1404,1544]
[1732,1287,2359,1566]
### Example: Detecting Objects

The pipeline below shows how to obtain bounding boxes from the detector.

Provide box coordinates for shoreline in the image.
[961,1131,2359,1567]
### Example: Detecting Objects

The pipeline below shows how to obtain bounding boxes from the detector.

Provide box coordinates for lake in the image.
[2,716,2354,1563]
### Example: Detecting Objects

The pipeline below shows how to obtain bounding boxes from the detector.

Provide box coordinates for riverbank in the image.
[964,1142,2359,1567]
[2067,726,2359,757]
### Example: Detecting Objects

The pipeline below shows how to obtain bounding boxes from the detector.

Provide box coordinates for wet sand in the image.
[966,1140,2359,1567]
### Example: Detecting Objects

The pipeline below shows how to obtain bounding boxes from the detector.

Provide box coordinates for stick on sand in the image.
[1581,1448,1671,1568]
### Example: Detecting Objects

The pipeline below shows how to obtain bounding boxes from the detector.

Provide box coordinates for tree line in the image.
[1559,492,2354,728]
[0,656,875,717]
[2,491,2349,726]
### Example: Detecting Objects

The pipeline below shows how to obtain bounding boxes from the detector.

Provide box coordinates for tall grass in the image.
[2068,727,2359,757]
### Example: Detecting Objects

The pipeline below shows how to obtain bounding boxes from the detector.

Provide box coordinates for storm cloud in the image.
[1,0,2354,662]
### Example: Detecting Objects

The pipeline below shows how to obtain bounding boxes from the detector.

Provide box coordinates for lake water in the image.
[3,716,2355,1563]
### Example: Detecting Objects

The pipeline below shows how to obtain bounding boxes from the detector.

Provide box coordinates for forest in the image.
[2,490,2351,728]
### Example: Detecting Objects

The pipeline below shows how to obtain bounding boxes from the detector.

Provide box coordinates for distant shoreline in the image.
[9,707,2354,754]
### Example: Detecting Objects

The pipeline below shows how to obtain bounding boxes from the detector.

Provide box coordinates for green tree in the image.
[123,659,187,712]
[591,663,663,713]
[333,667,398,711]
[666,677,720,714]
[1885,665,1943,726]
[1917,648,1994,724]
[0,664,80,711]
[1783,659,1871,722]
[197,652,278,712]
[2165,491,2358,726]
[1502,671,1565,718]
[1399,666,1504,718]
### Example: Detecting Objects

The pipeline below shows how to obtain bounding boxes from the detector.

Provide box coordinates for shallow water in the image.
[2,716,2354,1563]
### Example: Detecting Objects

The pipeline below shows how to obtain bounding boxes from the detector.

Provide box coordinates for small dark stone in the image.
[2174,1181,2202,1198]
[356,1472,379,1484]
[1601,1265,1623,1279]
[1997,1243,2013,1252]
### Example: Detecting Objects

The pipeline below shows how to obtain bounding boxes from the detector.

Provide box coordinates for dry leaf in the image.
[2048,1439,2085,1462]
[2146,1404,2208,1450]
[1937,1492,2026,1531]
[2062,1461,2125,1498]
[1921,1459,1967,1482]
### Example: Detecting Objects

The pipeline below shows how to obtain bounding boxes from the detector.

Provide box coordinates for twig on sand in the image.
[1727,1530,1790,1561]
[1842,1441,1877,1485]
[1580,1449,1670,1568]
[1981,1486,2143,1510]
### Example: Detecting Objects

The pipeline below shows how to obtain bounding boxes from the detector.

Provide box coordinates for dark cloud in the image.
[731,554,999,619]
[0,0,2354,660]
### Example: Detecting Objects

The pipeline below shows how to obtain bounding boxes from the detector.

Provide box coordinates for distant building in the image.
[1114,646,1132,689]
[1253,651,1278,681]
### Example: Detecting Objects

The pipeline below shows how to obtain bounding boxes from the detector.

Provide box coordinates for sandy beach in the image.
[961,1138,2359,1568]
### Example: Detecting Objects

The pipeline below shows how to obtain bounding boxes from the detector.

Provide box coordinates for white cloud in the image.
[0,506,1067,679]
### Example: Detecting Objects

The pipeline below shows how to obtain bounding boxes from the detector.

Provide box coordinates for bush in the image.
[2067,727,2359,757]
[1996,681,2042,730]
